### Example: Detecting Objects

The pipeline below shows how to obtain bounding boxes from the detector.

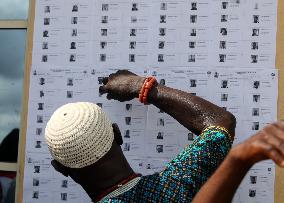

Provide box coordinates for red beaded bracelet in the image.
[138,76,157,105]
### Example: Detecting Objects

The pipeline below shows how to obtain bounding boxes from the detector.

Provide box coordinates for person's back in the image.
[46,70,236,202]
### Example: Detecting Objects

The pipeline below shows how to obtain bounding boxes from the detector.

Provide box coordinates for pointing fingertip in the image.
[102,77,108,85]
[99,86,104,93]
[106,94,112,100]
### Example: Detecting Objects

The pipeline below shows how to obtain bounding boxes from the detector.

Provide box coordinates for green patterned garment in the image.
[101,126,233,203]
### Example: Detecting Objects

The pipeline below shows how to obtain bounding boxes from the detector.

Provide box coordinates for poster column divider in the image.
[275,0,284,202]
[16,0,36,202]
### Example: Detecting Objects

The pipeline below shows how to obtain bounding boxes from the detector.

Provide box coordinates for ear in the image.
[112,123,123,145]
[51,160,69,177]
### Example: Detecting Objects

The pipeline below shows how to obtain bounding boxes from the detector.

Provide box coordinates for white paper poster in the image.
[23,0,279,202]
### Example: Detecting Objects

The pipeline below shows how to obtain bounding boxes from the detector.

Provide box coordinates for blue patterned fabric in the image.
[101,126,232,203]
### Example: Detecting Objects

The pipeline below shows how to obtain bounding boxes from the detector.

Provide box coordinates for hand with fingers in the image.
[99,70,146,102]
[231,121,284,167]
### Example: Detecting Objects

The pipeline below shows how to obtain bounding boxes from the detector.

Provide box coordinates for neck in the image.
[73,145,135,202]
[84,164,134,202]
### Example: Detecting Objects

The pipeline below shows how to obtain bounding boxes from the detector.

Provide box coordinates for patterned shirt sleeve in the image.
[160,126,233,199]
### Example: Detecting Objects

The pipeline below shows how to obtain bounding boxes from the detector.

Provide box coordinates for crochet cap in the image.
[45,102,114,168]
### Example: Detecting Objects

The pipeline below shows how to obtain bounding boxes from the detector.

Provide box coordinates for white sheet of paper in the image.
[24,0,279,202]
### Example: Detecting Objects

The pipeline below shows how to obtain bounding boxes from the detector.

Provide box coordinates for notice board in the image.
[17,0,284,202]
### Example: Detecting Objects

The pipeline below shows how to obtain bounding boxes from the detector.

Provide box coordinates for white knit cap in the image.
[45,102,114,168]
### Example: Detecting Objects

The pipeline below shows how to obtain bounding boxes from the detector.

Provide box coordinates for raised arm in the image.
[192,121,284,203]
[99,70,236,136]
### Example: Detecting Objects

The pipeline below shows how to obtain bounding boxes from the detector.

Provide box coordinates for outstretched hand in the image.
[99,70,145,102]
[231,121,284,167]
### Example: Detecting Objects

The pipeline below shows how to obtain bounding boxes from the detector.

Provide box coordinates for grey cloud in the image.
[0,76,23,141]
[0,0,29,19]
[0,30,26,79]
[0,76,23,108]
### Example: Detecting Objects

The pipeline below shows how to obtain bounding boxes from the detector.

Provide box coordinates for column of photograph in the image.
[218,1,229,64]
[247,71,278,140]
[25,69,58,201]
[128,1,138,64]
[117,1,150,159]
[215,1,237,66]
[187,1,199,64]
[236,70,277,203]
[27,3,57,198]
[94,2,125,69]
[30,71,46,201]
[144,2,170,161]
[66,2,93,67]
[251,78,261,136]
[157,2,167,64]
[68,3,80,64]
[98,2,110,66]
[153,1,182,67]
[247,2,262,67]
[245,1,276,68]
[179,1,211,67]
[37,2,66,66]
[250,12,260,65]
[41,4,52,64]
[125,1,151,68]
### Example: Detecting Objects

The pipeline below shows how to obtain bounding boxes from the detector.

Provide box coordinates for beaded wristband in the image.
[138,78,148,103]
[138,76,157,105]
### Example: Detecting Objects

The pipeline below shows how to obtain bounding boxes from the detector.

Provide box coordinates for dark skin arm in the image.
[99,70,236,136]
[192,122,284,203]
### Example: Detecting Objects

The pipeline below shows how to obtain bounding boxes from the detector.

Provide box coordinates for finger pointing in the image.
[106,93,112,100]
[99,86,107,94]
[102,77,108,85]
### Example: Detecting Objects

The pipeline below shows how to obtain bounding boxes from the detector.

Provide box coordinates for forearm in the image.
[100,70,236,135]
[192,151,252,203]
[147,84,236,135]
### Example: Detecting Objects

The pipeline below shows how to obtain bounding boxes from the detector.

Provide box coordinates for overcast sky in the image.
[0,0,29,19]
[0,1,28,142]
[0,30,26,142]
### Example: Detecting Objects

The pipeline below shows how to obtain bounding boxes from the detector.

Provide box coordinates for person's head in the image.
[45,102,125,186]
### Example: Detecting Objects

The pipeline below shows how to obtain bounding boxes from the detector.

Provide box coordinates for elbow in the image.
[223,112,236,139]
[225,111,236,128]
